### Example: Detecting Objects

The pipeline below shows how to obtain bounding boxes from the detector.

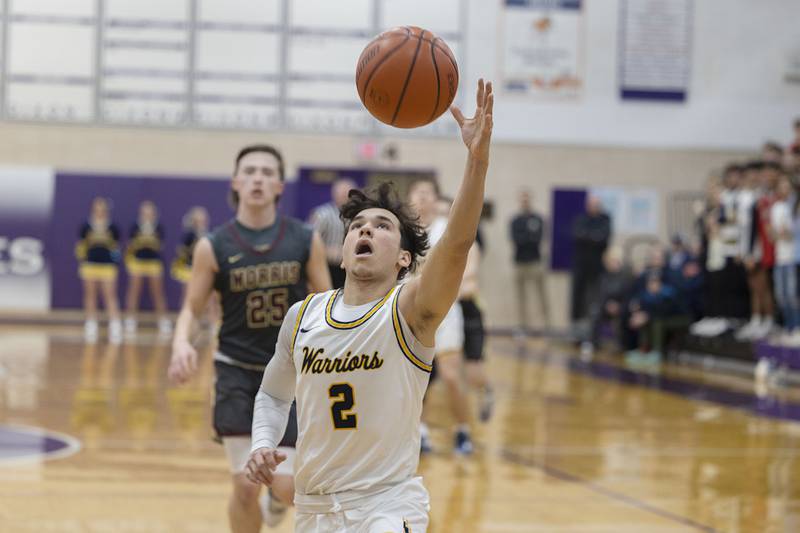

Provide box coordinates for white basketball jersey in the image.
[290,285,434,497]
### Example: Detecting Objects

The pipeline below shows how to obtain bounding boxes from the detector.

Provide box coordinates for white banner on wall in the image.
[0,167,54,311]
[590,186,660,235]
[501,0,583,98]
[619,0,693,102]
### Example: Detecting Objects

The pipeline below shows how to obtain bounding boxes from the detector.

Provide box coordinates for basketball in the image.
[356,26,459,129]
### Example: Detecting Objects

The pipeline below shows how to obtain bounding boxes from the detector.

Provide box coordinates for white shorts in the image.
[222,436,295,477]
[434,303,464,354]
[295,477,429,533]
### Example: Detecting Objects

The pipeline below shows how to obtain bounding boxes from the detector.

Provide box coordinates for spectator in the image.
[570,195,611,324]
[509,189,550,332]
[628,273,691,366]
[691,182,729,337]
[669,253,704,322]
[582,246,635,357]
[771,175,800,345]
[740,162,781,339]
[308,177,356,288]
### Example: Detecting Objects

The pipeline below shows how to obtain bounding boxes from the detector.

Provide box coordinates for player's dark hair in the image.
[229,144,286,207]
[340,182,429,280]
[407,176,441,198]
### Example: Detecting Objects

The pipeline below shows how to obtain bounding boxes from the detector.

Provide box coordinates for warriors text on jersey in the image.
[210,217,312,366]
[262,285,434,502]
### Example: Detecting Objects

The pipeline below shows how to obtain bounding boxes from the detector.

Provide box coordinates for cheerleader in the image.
[124,200,171,335]
[76,197,122,342]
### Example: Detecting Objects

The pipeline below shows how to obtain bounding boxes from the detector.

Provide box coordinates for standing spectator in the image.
[742,162,780,339]
[307,177,356,289]
[570,195,611,323]
[771,175,800,344]
[509,190,550,332]
[718,164,750,321]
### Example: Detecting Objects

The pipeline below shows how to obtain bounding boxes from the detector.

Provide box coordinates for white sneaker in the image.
[84,319,99,342]
[735,319,759,341]
[108,319,122,344]
[752,320,774,340]
[259,489,287,527]
[124,317,137,335]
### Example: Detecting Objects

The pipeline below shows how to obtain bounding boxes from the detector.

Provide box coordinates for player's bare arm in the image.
[306,230,333,293]
[400,78,494,343]
[168,237,218,384]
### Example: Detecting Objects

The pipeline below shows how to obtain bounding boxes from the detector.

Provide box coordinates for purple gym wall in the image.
[50,173,233,310]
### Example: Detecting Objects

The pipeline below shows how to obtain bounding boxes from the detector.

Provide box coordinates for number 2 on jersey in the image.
[329,383,357,430]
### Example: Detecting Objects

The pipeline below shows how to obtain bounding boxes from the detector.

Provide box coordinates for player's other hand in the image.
[167,339,198,385]
[450,78,494,163]
[246,448,287,486]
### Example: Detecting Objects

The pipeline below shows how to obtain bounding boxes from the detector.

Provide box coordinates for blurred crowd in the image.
[510,118,800,364]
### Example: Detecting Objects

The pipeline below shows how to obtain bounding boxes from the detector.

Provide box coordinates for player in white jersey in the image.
[245,79,493,532]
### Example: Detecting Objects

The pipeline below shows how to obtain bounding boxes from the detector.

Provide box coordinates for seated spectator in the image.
[669,256,704,322]
[581,246,636,358]
[628,272,691,366]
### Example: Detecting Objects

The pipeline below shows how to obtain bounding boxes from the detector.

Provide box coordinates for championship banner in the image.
[501,0,583,98]
[0,168,54,311]
[619,0,693,102]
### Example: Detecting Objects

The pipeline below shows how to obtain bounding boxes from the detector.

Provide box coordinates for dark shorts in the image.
[213,361,297,447]
[460,298,485,362]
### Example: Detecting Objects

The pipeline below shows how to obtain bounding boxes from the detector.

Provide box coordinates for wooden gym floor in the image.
[1,324,799,532]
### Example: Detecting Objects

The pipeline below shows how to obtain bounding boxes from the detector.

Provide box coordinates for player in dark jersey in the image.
[124,200,171,336]
[76,197,123,343]
[168,144,331,532]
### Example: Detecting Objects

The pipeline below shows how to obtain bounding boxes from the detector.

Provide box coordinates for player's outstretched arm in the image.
[400,79,493,341]
[168,237,217,384]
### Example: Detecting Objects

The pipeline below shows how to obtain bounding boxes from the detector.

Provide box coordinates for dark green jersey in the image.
[210,217,312,365]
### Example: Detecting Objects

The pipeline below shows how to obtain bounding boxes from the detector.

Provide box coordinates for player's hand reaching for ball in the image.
[167,339,199,385]
[450,78,493,163]
[246,448,287,486]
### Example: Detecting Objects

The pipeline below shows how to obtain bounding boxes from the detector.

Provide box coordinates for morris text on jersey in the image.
[229,260,301,292]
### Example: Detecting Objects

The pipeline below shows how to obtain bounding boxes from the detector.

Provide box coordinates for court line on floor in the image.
[500,448,716,533]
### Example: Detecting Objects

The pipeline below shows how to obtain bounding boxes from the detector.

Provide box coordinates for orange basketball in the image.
[356,26,459,129]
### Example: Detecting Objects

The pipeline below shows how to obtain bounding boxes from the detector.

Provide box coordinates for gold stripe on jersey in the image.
[291,293,316,353]
[324,287,393,330]
[392,286,433,373]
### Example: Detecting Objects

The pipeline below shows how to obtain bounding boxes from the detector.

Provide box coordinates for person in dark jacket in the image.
[571,195,611,323]
[583,246,635,356]
[510,190,550,332]
[628,273,692,365]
